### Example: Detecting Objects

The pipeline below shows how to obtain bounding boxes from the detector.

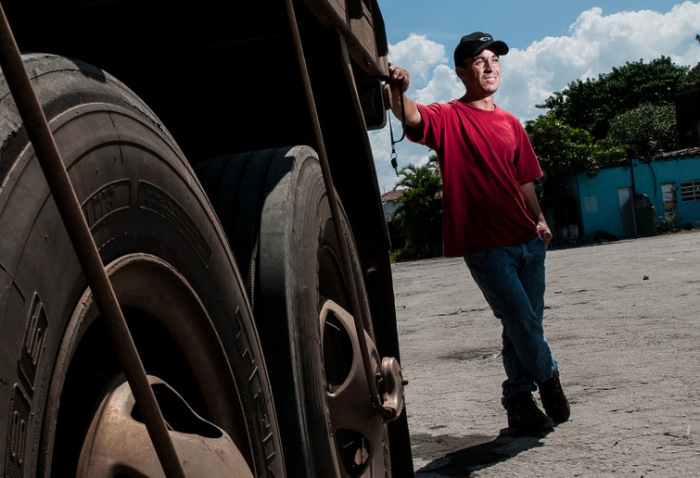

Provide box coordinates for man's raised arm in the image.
[387,62,423,130]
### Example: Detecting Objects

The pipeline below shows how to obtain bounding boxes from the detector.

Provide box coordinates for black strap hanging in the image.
[389,91,407,176]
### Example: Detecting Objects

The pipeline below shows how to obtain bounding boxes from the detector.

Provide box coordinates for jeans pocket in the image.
[536,234,548,251]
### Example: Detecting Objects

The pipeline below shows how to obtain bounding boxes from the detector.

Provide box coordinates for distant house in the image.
[565,147,700,240]
[381,189,406,250]
[381,189,405,221]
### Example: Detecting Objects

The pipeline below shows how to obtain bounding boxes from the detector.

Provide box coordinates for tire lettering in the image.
[19,293,47,391]
[234,306,255,366]
[251,376,277,465]
[82,180,131,227]
[5,386,30,476]
[233,307,278,471]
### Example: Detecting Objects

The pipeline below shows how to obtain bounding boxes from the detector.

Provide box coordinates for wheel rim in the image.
[319,241,388,478]
[40,254,253,476]
[76,375,253,477]
[321,300,385,477]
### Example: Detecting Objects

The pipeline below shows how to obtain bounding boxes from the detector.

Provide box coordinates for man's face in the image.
[456,48,501,97]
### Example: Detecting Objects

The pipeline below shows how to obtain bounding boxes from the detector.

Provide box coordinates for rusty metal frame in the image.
[0,3,186,476]
[283,0,397,421]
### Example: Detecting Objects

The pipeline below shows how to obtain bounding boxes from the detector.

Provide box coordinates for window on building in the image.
[680,180,700,202]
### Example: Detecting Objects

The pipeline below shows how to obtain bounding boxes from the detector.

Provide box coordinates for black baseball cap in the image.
[454,32,509,66]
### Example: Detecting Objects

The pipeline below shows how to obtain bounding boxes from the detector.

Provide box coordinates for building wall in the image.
[571,155,700,239]
[572,167,632,238]
[633,157,700,228]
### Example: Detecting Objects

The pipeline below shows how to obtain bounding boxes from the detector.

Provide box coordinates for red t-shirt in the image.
[408,100,543,256]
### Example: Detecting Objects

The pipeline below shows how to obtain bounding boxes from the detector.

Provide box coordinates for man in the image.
[387,32,569,432]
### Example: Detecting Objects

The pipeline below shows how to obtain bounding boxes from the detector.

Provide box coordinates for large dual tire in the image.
[196,147,391,477]
[0,54,284,477]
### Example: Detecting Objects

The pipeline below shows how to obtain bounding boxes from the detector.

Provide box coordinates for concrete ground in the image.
[391,231,700,477]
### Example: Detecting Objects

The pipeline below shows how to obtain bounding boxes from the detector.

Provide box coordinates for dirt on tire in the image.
[392,231,700,477]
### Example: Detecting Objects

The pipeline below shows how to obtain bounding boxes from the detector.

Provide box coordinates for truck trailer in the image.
[0,0,413,476]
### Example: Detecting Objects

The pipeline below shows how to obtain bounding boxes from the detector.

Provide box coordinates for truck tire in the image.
[195,147,391,477]
[0,54,284,477]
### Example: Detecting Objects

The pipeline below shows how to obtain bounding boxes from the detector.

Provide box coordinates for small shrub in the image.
[390,247,411,263]
[658,215,679,233]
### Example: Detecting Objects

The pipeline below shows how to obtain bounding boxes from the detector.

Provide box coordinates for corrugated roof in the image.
[652,146,700,160]
[381,189,406,202]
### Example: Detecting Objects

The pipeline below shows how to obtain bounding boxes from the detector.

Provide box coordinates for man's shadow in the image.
[415,428,550,477]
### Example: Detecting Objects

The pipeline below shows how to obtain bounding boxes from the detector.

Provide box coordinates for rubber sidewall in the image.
[0,54,283,477]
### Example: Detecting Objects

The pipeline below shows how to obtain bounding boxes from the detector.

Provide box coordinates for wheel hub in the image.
[77,375,253,478]
[320,299,406,476]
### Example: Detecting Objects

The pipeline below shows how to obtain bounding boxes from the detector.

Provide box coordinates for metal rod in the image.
[0,4,187,476]
[283,0,394,419]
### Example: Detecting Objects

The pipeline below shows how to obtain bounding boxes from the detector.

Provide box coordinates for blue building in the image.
[566,147,700,240]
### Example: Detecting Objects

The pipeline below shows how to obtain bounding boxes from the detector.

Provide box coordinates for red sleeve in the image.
[406,103,445,151]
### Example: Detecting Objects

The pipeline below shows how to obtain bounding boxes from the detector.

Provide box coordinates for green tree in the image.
[392,156,442,258]
[607,103,679,157]
[538,57,688,139]
[680,33,700,91]
[680,62,700,91]
[679,35,700,93]
[525,114,626,177]
[525,114,626,226]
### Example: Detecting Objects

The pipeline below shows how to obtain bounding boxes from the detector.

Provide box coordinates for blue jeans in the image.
[464,236,558,405]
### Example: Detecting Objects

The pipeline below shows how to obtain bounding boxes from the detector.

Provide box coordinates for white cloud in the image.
[389,34,447,81]
[372,2,700,193]
[414,64,464,105]
[501,2,700,121]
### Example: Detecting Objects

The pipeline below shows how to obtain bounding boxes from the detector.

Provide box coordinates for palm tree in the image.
[391,155,443,258]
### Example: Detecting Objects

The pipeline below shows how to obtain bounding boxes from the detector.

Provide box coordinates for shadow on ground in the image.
[414,429,549,477]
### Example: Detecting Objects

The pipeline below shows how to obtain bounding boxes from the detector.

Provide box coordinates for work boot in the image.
[538,369,570,423]
[504,392,554,432]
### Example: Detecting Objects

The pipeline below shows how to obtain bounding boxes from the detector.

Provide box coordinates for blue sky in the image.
[371,1,700,193]
[378,0,689,53]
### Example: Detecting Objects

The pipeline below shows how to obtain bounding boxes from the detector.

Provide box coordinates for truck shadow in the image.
[414,429,550,477]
